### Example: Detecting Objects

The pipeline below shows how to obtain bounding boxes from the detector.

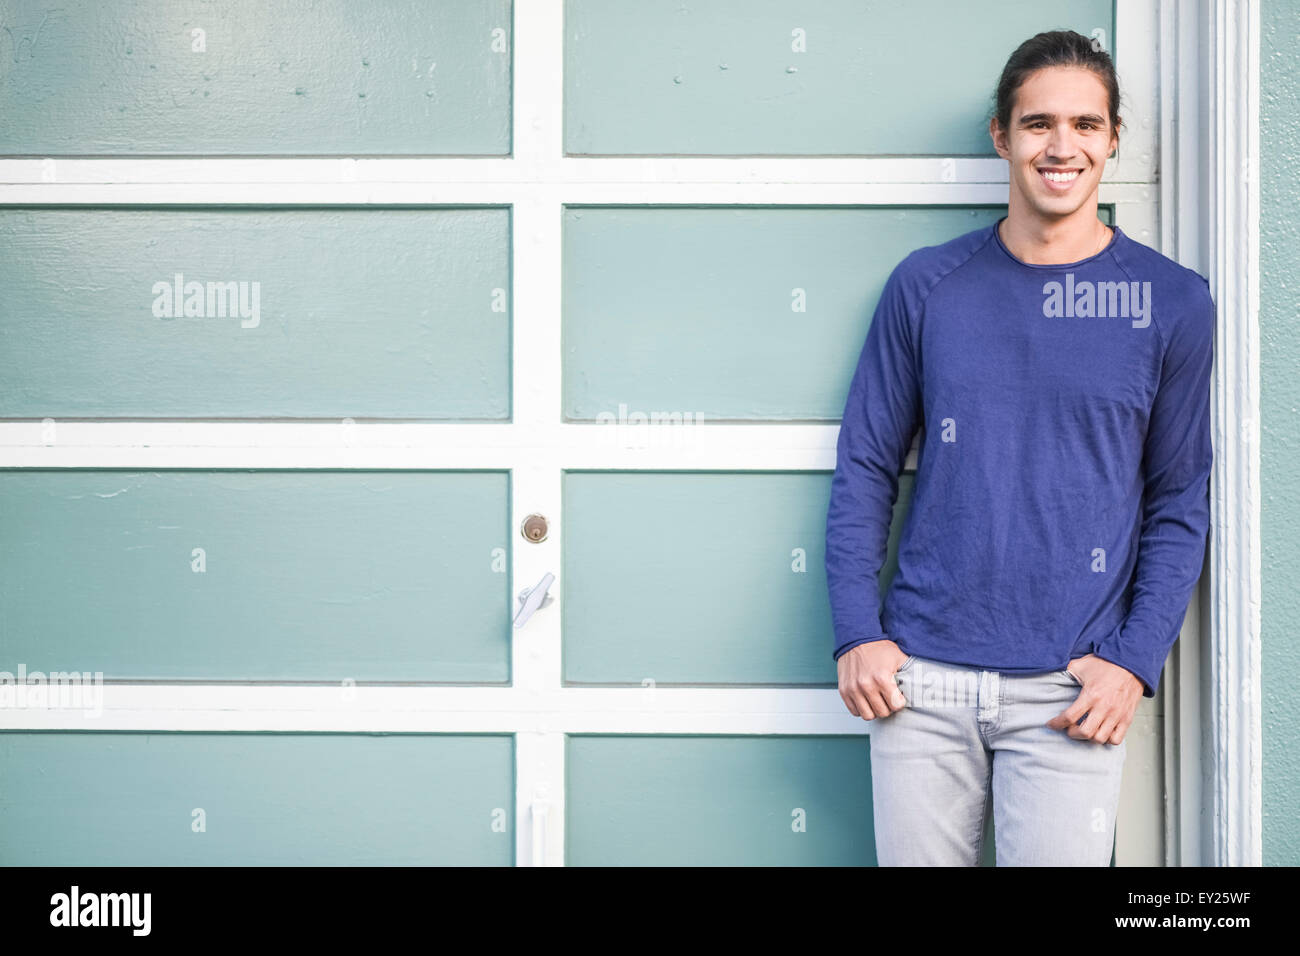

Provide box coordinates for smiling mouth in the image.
[1038,167,1083,188]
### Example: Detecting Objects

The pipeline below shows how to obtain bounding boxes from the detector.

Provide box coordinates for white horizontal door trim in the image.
[0,180,1156,205]
[1,685,871,733]
[0,423,847,469]
[0,155,1157,187]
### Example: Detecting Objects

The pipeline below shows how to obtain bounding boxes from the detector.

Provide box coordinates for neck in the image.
[998,202,1111,264]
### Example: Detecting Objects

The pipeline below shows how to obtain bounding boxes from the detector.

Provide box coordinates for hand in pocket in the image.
[837,639,910,720]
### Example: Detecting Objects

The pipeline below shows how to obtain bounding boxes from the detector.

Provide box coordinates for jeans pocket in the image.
[896,654,917,675]
[1061,667,1083,686]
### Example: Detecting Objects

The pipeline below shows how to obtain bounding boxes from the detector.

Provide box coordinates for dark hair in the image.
[992,30,1123,145]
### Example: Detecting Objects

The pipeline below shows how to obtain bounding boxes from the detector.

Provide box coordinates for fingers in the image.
[861,684,894,720]
[1046,688,1094,737]
[839,688,861,719]
[840,685,875,720]
[1100,711,1131,745]
[1092,712,1122,745]
[841,675,906,721]
[1046,693,1130,745]
[1067,707,1104,741]
[886,677,907,711]
[1045,696,1089,732]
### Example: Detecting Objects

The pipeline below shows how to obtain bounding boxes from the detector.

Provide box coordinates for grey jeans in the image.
[869,653,1128,866]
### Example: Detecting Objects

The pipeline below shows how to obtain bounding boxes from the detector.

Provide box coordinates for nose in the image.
[1044,122,1079,163]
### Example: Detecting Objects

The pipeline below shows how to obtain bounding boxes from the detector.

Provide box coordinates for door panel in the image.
[0,470,511,681]
[0,207,511,420]
[0,732,515,865]
[563,206,1005,421]
[0,0,512,155]
[564,0,1113,155]
[562,470,915,685]
[565,734,873,865]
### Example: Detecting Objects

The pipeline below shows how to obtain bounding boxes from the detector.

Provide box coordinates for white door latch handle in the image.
[513,571,555,629]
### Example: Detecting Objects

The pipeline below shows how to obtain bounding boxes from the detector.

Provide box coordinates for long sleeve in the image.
[825,263,924,661]
[1092,277,1215,697]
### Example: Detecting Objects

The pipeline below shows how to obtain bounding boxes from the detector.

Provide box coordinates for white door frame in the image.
[1161,0,1262,867]
[0,0,1261,867]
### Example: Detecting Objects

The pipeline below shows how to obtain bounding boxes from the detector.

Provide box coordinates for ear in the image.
[988,117,1010,160]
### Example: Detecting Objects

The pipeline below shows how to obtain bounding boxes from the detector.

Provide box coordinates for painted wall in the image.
[1261,0,1300,867]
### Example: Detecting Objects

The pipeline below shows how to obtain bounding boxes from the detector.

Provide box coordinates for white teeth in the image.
[1042,170,1080,183]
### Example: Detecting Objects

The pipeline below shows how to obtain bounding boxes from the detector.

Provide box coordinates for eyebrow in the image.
[1018,112,1108,126]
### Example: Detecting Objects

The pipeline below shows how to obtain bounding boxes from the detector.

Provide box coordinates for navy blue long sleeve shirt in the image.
[825,219,1214,698]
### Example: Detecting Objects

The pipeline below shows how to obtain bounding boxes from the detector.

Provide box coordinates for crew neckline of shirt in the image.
[991,216,1124,270]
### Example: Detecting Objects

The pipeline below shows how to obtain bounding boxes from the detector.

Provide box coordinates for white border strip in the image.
[0,181,1155,205]
[0,424,927,473]
[507,0,566,866]
[0,156,1160,187]
[0,686,867,734]
[1207,0,1263,868]
[0,423,843,468]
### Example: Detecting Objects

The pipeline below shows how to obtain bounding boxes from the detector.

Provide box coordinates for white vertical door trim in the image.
[516,731,565,866]
[511,0,567,866]
[1204,0,1264,867]
[1158,0,1263,870]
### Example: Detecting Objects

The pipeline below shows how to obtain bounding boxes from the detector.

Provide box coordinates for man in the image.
[825,30,1214,866]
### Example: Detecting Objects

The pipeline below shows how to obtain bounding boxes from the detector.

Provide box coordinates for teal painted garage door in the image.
[0,0,1160,867]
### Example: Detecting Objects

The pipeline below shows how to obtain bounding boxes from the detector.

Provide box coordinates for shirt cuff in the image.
[1090,648,1159,699]
[832,635,888,662]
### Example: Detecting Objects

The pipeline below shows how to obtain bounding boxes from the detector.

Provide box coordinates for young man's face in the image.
[990,66,1119,222]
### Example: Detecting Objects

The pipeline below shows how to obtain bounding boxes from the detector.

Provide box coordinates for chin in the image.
[1022,187,1088,216]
